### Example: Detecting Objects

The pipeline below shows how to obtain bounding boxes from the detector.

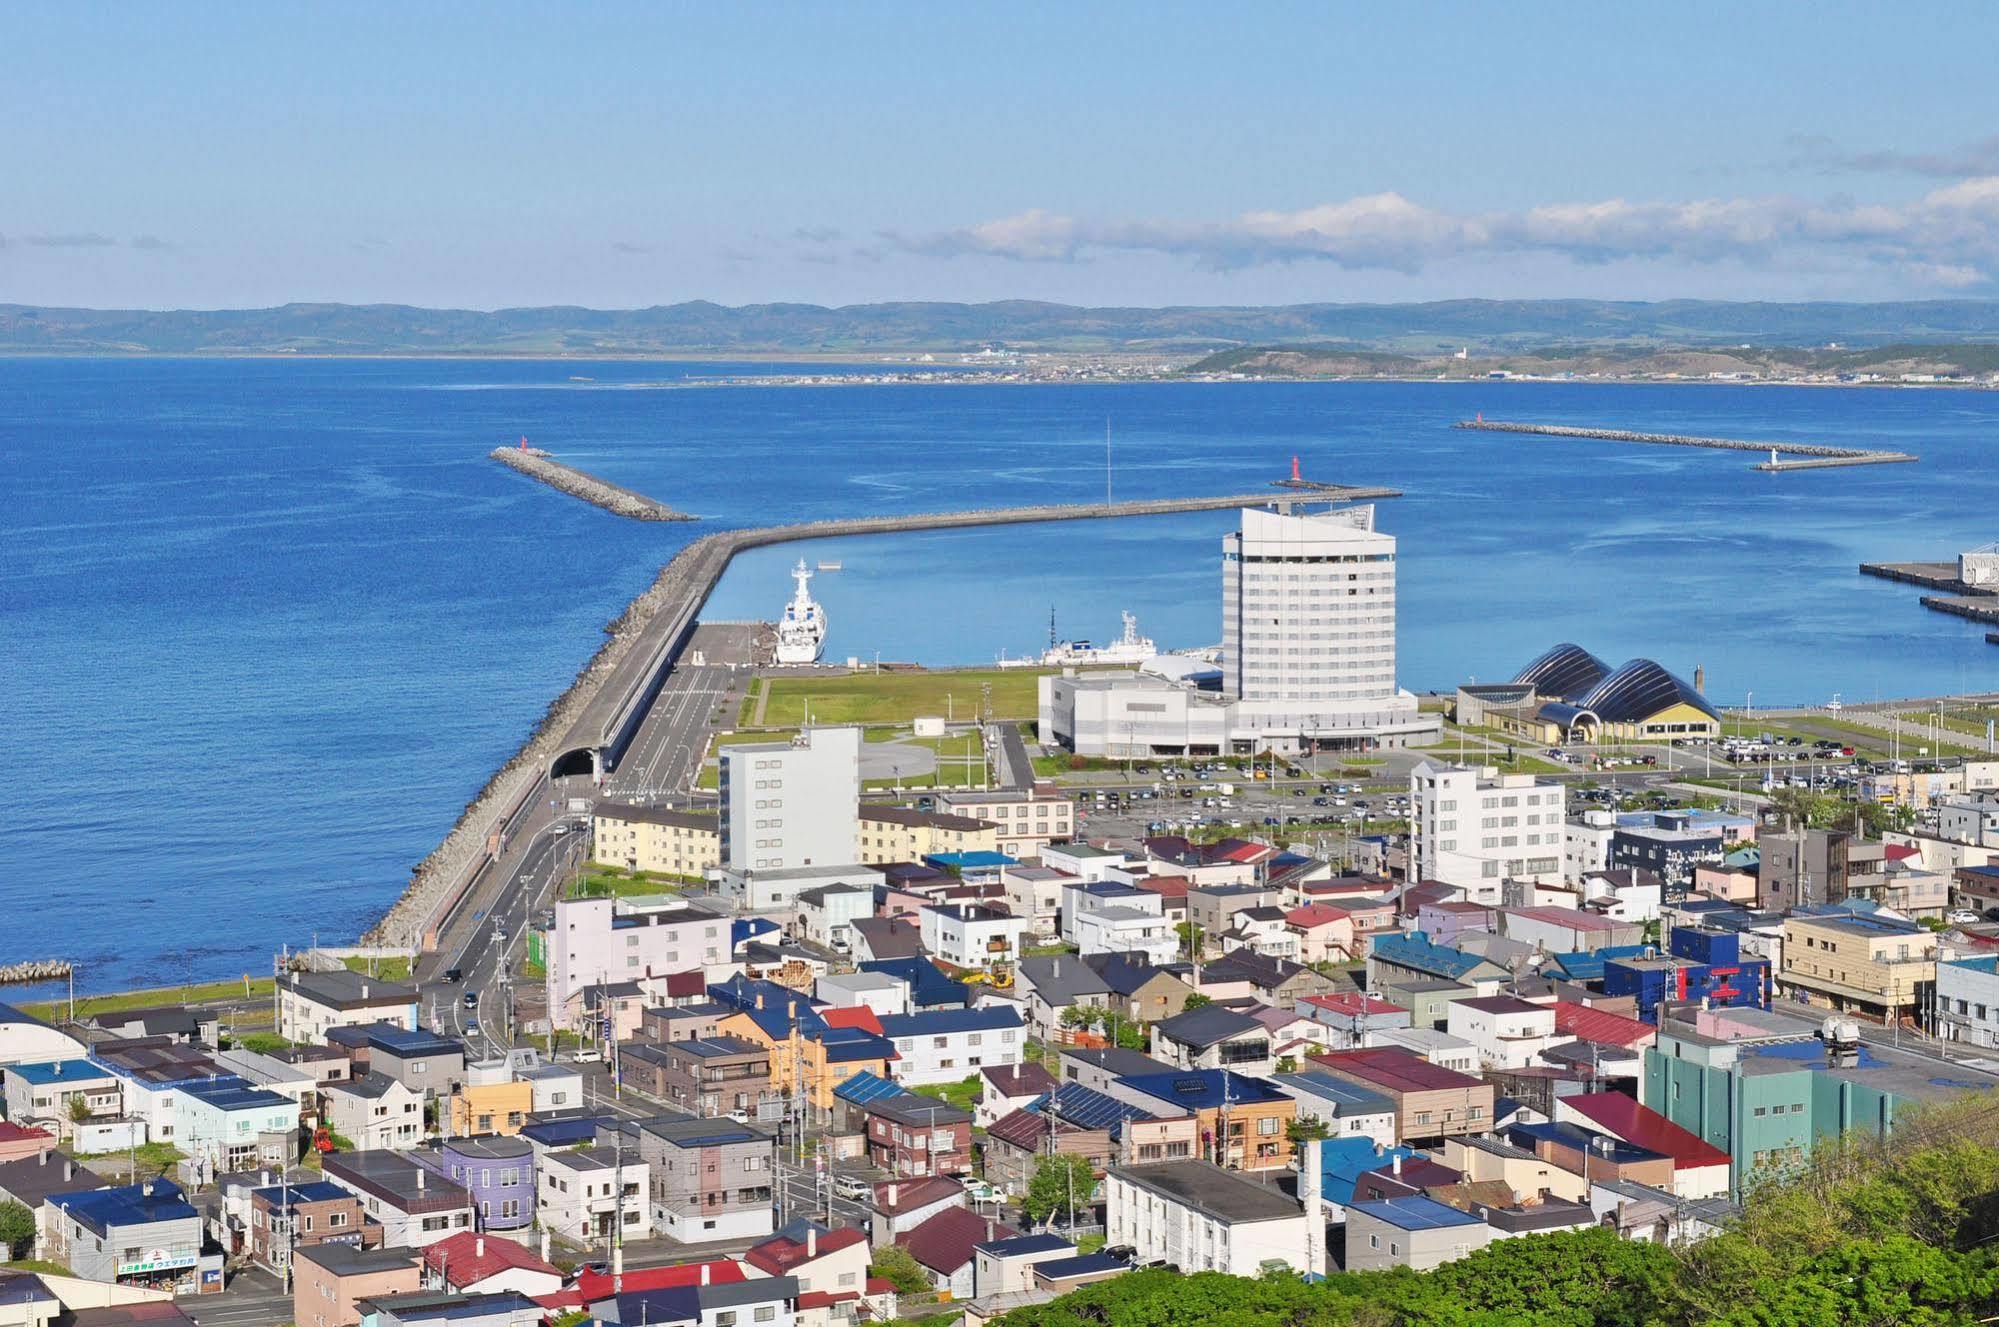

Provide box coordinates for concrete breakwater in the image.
[0,959,72,985]
[1455,420,1917,469]
[491,448,693,521]
[370,480,1397,947]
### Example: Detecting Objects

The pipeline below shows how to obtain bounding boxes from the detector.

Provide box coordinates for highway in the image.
[604,662,740,801]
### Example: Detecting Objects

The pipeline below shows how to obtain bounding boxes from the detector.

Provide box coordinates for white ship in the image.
[999,610,1156,668]
[774,559,827,665]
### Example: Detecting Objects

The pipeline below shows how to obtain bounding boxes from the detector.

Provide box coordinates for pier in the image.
[370,476,1398,948]
[491,447,693,521]
[1455,420,1918,470]
[1859,560,1999,636]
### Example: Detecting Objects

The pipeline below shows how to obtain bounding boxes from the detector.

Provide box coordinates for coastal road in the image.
[603,662,738,800]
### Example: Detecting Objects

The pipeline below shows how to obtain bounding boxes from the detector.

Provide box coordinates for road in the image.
[604,662,741,800]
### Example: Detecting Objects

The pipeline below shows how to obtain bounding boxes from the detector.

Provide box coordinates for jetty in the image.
[1860,559,1999,634]
[1455,420,1918,471]
[370,476,1399,949]
[491,447,693,521]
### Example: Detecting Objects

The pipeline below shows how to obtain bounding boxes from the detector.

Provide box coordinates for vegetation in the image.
[912,1074,984,1115]
[567,866,690,899]
[0,1202,35,1260]
[757,669,1050,727]
[994,1094,1999,1327]
[341,954,413,982]
[20,975,272,1022]
[870,1245,934,1296]
[233,1031,294,1055]
[77,1141,185,1173]
[1022,1153,1098,1227]
[1059,1005,1148,1051]
[0,1259,70,1278]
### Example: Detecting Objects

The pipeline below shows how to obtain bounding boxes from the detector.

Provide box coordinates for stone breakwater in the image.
[0,959,72,985]
[368,480,1402,949]
[1454,420,1917,470]
[491,447,693,521]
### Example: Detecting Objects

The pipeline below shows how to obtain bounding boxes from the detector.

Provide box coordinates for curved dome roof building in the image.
[1580,659,1720,725]
[1511,643,1611,701]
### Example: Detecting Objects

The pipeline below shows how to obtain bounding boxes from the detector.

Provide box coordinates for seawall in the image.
[1455,419,1917,468]
[369,481,1397,946]
[491,448,693,521]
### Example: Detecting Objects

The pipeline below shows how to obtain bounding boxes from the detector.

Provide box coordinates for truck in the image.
[1218,783,1237,796]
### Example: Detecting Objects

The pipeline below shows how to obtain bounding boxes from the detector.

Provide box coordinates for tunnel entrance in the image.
[551,746,599,780]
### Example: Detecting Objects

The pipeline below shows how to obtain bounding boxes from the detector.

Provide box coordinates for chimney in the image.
[361,983,370,999]
[476,1237,485,1259]
[417,1169,426,1189]
[142,1181,154,1197]
[1392,1154,1403,1177]
[52,1064,61,1078]
[700,1262,712,1287]
[985,1219,995,1241]
[807,1229,817,1258]
[1299,1136,1327,1278]
[886,1183,899,1207]
[755,991,765,1010]
[1052,960,1061,978]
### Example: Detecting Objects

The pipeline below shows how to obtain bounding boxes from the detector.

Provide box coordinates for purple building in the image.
[1415,900,1496,947]
[415,1135,535,1232]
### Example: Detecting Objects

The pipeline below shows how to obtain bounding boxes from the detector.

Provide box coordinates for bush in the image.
[870,1245,932,1296]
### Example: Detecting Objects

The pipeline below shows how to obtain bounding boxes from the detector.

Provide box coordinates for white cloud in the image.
[896,180,1999,289]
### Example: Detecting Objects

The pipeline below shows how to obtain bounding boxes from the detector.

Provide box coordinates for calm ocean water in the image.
[4,357,1996,989]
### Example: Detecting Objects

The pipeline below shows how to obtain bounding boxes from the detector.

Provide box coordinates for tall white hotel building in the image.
[1040,503,1438,757]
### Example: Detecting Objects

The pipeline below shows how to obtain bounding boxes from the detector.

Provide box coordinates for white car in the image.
[566,1046,603,1064]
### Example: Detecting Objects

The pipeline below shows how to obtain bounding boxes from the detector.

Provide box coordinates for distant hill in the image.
[1185,339,1999,381]
[14,298,1999,356]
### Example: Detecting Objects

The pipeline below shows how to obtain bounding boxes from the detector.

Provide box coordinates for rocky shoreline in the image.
[490,447,693,521]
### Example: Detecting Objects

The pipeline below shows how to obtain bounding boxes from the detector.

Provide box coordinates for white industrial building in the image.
[1039,505,1438,757]
[1410,762,1567,905]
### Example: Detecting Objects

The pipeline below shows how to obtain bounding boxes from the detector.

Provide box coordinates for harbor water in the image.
[3,357,1997,988]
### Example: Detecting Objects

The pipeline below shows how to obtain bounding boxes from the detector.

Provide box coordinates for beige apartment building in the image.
[858,806,999,864]
[591,805,721,877]
[936,784,1074,859]
[1781,913,1939,1022]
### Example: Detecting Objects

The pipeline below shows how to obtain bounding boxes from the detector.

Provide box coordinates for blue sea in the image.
[4,357,1997,990]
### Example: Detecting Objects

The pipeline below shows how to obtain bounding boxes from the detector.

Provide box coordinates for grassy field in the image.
[752,669,1052,727]
[342,955,412,982]
[1896,704,1999,743]
[21,975,274,1022]
[78,1142,185,1174]
[911,1074,984,1115]
[697,726,991,791]
[568,867,691,899]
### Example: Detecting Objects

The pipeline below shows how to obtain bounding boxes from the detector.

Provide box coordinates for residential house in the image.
[982,1107,1114,1198]
[868,1176,966,1245]
[896,1206,1017,1298]
[1000,867,1072,934]
[1271,1071,1397,1147]
[879,1006,1024,1087]
[1286,905,1355,964]
[1556,1091,1732,1200]
[814,973,909,1018]
[1344,1196,1491,1272]
[321,1150,475,1250]
[420,1232,563,1298]
[174,1076,300,1174]
[417,1135,536,1234]
[920,905,1026,974]
[543,894,734,1029]
[292,1245,423,1327]
[864,1092,974,1178]
[710,979,896,1116]
[248,1181,373,1279]
[1083,954,1194,1027]
[1014,956,1112,1042]
[1501,906,1644,954]
[849,918,924,965]
[795,886,874,955]
[1217,907,1299,961]
[1052,1047,1173,1094]
[1149,1007,1273,1075]
[1413,900,1498,947]
[87,1007,218,1047]
[1105,1161,1314,1277]
[1195,950,1334,1009]
[446,1063,532,1138]
[362,1028,465,1102]
[1106,1070,1295,1172]
[1310,1048,1495,1144]
[638,1116,775,1242]
[1298,993,1412,1049]
[1780,911,1938,1023]
[649,1037,774,1119]
[537,1146,647,1245]
[1368,934,1508,999]
[974,1064,1057,1130]
[972,1233,1077,1297]
[3,1062,121,1139]
[0,1153,105,1215]
[1445,997,1575,1071]
[323,1073,423,1152]
[1064,883,1176,963]
[277,972,419,1044]
[1936,954,1999,1048]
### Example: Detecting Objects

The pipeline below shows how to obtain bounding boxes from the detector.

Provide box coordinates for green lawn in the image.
[1,1260,70,1278]
[912,1074,984,1114]
[232,1031,294,1055]
[756,669,1055,727]
[78,1142,185,1172]
[697,725,992,791]
[341,955,412,982]
[21,976,273,1022]
[568,867,691,899]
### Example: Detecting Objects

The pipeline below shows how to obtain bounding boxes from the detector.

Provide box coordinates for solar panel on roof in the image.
[1171,1076,1208,1096]
[1039,1083,1147,1133]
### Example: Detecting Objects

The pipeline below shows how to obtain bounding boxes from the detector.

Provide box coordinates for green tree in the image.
[1022,1153,1097,1227]
[1059,1004,1096,1031]
[0,1200,34,1259]
[1176,922,1205,961]
[67,1096,92,1125]
[868,1245,931,1296]
[1182,992,1212,1011]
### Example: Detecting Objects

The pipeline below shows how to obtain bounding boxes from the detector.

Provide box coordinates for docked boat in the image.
[816,561,843,572]
[775,560,828,664]
[999,610,1156,668]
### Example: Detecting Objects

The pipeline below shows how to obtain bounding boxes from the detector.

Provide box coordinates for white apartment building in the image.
[1061,880,1177,960]
[1564,811,1617,884]
[936,786,1075,859]
[545,895,733,1027]
[1443,996,1574,1071]
[721,726,862,872]
[1940,793,1999,848]
[1105,1160,1317,1277]
[1935,955,1999,1048]
[1040,505,1438,758]
[795,884,874,954]
[538,1145,648,1245]
[1410,762,1567,905]
[1000,865,1073,933]
[878,1007,1025,1086]
[919,904,1027,972]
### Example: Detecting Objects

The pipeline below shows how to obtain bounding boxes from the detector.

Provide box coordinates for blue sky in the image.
[9,2,1999,309]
